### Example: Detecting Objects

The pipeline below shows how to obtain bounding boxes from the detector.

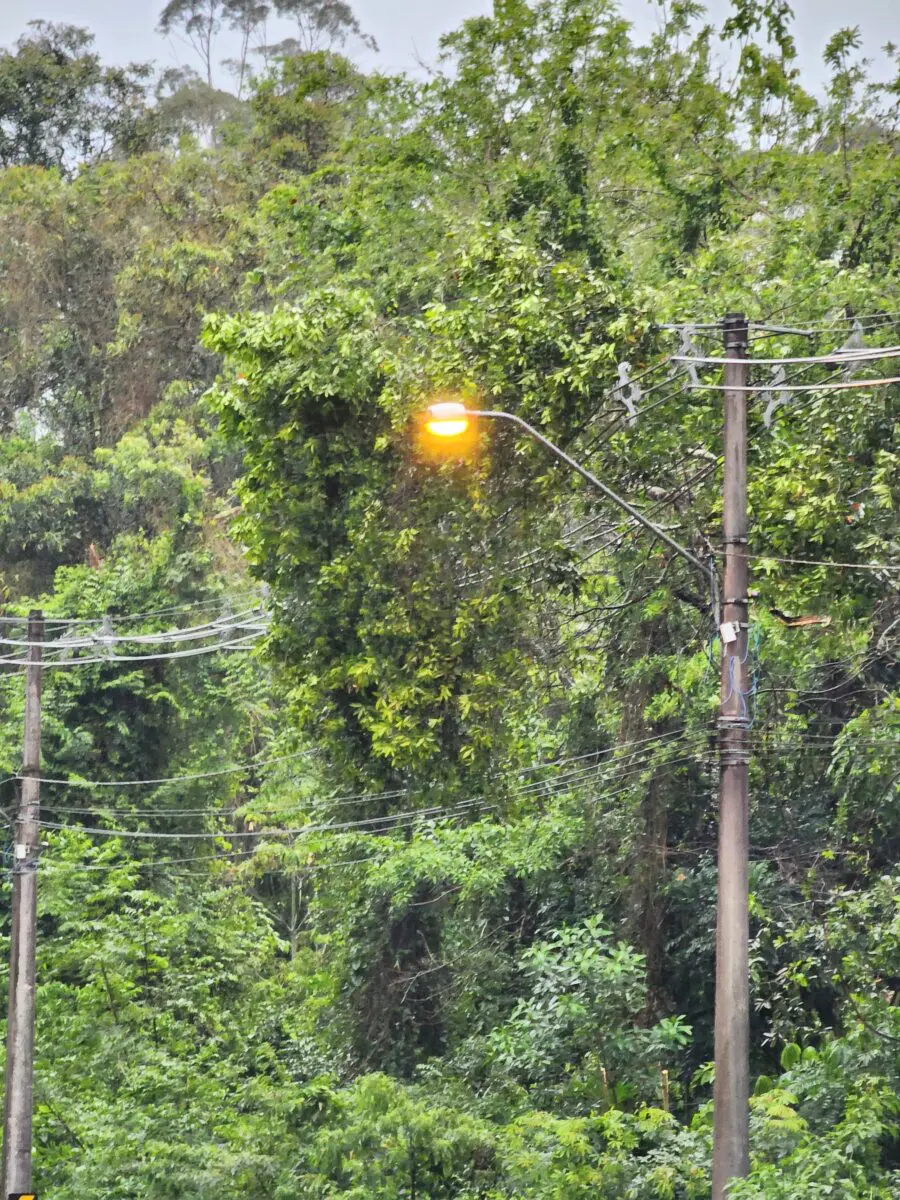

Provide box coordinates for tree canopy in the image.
[0,22,155,170]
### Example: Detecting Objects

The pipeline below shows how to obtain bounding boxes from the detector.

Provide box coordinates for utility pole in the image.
[3,611,43,1199]
[713,315,751,1198]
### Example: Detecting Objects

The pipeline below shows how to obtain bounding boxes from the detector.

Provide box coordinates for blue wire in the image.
[722,624,762,723]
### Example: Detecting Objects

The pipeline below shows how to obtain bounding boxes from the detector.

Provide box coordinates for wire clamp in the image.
[718,716,751,730]
[718,749,751,767]
[12,847,40,874]
[722,536,748,546]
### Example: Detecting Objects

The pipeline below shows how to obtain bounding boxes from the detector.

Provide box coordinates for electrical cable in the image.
[24,732,707,821]
[712,550,900,572]
[27,759,712,877]
[512,727,697,776]
[661,313,900,334]
[0,608,267,650]
[40,744,900,886]
[673,346,900,366]
[513,752,705,799]
[27,786,414,819]
[689,375,900,393]
[578,369,693,456]
[37,798,493,841]
[4,728,702,812]
[0,631,264,669]
[476,446,721,596]
[0,592,265,629]
[749,314,900,337]
[511,740,708,796]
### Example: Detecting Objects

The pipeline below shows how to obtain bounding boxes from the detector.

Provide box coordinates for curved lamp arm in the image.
[468,409,716,588]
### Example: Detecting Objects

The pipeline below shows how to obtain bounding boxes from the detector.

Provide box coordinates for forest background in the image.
[0,0,898,1195]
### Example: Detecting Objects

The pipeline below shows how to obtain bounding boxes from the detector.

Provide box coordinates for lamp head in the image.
[425,400,470,438]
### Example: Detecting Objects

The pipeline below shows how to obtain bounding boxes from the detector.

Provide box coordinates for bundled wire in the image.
[0,624,268,669]
[26,752,711,878]
[0,607,266,650]
[10,730,709,851]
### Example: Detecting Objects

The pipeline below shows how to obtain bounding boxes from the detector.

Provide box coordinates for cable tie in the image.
[12,850,40,874]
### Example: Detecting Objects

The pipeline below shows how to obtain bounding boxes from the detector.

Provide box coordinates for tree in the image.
[0,22,154,171]
[250,49,364,169]
[262,0,376,60]
[155,65,248,143]
[156,0,373,90]
[223,0,271,97]
[157,0,226,87]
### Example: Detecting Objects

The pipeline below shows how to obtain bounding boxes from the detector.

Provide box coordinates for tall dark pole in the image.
[3,610,43,1198]
[713,315,751,1197]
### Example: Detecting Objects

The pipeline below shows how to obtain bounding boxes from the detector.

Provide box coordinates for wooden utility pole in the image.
[3,611,43,1198]
[713,315,751,1197]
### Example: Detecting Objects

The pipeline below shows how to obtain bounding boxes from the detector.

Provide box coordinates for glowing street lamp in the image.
[425,401,471,438]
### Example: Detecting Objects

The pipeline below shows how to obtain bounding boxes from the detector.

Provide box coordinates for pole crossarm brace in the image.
[468,409,715,587]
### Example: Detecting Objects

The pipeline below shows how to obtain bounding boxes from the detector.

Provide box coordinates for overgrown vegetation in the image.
[0,1,898,1194]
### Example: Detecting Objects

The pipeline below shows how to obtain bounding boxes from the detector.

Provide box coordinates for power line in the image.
[0,592,265,629]
[28,758,714,877]
[25,786,413,819]
[22,731,707,820]
[713,550,900,573]
[513,726,698,775]
[32,729,886,824]
[31,739,896,882]
[31,846,265,875]
[513,752,705,800]
[673,347,900,366]
[661,313,900,334]
[0,609,267,650]
[36,798,493,842]
[750,315,900,337]
[18,728,698,794]
[689,375,900,394]
[0,631,264,670]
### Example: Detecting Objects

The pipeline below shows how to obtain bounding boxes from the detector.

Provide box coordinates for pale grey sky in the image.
[0,1,895,91]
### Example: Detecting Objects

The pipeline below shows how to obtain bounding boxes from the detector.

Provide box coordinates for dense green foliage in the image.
[0,1,898,1194]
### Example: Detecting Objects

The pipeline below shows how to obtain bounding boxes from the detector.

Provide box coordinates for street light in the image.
[423,344,752,1200]
[424,401,716,588]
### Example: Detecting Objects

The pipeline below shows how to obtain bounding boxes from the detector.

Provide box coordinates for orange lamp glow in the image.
[425,401,470,438]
